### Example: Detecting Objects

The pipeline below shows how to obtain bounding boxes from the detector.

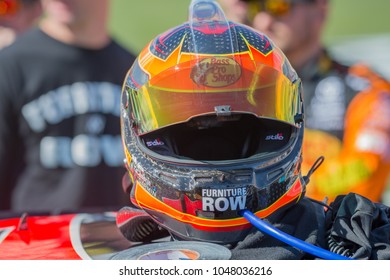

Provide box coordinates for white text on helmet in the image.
[201,187,247,212]
[146,138,165,147]
[265,133,284,140]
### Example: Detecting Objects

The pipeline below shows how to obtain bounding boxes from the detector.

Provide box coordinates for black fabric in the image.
[230,197,326,260]
[112,194,390,260]
[325,193,390,259]
[0,28,136,211]
[229,194,390,260]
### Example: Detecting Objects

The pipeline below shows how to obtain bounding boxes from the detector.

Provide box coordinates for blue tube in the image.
[240,209,353,260]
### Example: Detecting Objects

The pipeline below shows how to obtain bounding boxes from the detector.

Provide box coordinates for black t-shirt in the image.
[0,28,136,211]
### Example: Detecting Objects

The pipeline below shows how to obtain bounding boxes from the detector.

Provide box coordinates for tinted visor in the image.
[127,57,301,135]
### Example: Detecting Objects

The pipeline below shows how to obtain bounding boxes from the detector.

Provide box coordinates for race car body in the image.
[0,212,133,260]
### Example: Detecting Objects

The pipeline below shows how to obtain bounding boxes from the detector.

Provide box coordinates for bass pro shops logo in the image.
[190,57,241,88]
[202,187,247,211]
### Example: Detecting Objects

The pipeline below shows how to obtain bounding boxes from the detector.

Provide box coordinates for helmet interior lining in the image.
[140,114,293,161]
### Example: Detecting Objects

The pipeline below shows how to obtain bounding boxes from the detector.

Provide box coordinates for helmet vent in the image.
[267,168,284,182]
[234,174,252,182]
[194,176,214,183]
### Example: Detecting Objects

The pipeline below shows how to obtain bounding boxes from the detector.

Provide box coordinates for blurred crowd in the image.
[0,0,136,212]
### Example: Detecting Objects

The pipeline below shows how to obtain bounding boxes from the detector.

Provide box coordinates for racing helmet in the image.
[120,0,305,244]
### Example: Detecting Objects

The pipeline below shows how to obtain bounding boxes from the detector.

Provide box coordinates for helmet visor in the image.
[127,57,301,135]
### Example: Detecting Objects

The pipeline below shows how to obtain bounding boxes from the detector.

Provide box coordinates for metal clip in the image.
[215,105,231,116]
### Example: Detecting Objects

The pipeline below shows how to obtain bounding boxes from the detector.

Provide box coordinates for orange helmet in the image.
[120,0,305,244]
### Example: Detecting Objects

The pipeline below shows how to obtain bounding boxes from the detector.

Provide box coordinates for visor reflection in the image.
[128,60,300,135]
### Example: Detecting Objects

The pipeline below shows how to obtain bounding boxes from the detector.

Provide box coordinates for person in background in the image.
[0,0,136,212]
[218,0,390,204]
[0,0,42,48]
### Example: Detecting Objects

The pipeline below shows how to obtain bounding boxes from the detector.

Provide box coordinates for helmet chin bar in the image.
[120,108,306,244]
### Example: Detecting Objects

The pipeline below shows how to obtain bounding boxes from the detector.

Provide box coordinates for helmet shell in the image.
[120,0,305,244]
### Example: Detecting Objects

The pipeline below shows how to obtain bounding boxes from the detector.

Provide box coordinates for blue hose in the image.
[240,209,353,260]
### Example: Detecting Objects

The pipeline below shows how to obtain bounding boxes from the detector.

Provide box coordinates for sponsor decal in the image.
[146,138,165,147]
[202,187,247,211]
[265,133,284,140]
[190,57,241,87]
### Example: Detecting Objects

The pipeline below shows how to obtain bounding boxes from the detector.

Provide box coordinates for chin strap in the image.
[302,156,332,208]
[302,156,325,186]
